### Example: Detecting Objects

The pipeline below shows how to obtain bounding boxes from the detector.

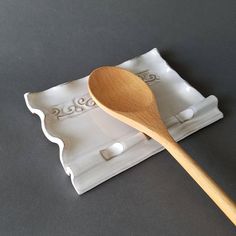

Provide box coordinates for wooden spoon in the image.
[88,66,236,225]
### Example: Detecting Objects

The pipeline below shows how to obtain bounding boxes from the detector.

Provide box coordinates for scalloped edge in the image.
[24,92,78,192]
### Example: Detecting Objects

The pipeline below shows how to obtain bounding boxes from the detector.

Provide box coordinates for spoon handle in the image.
[156,135,236,225]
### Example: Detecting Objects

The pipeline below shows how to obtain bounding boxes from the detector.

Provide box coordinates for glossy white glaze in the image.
[24,48,223,194]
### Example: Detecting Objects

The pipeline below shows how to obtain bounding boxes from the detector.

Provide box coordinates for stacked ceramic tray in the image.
[24,48,223,194]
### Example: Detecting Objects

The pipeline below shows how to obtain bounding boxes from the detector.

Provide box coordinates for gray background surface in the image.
[0,0,235,235]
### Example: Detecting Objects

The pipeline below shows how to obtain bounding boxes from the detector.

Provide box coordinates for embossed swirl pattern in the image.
[51,70,160,120]
[51,96,96,120]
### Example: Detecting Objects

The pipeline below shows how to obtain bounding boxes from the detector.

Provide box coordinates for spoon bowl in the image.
[89,66,155,112]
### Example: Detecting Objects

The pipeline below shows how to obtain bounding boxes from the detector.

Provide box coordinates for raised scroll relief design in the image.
[51,94,97,120]
[137,70,160,85]
[50,70,160,120]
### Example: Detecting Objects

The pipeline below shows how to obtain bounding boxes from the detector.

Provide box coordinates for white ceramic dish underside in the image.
[24,48,223,194]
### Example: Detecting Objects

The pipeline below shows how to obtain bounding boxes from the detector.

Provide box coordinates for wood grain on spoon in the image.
[88,66,236,225]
